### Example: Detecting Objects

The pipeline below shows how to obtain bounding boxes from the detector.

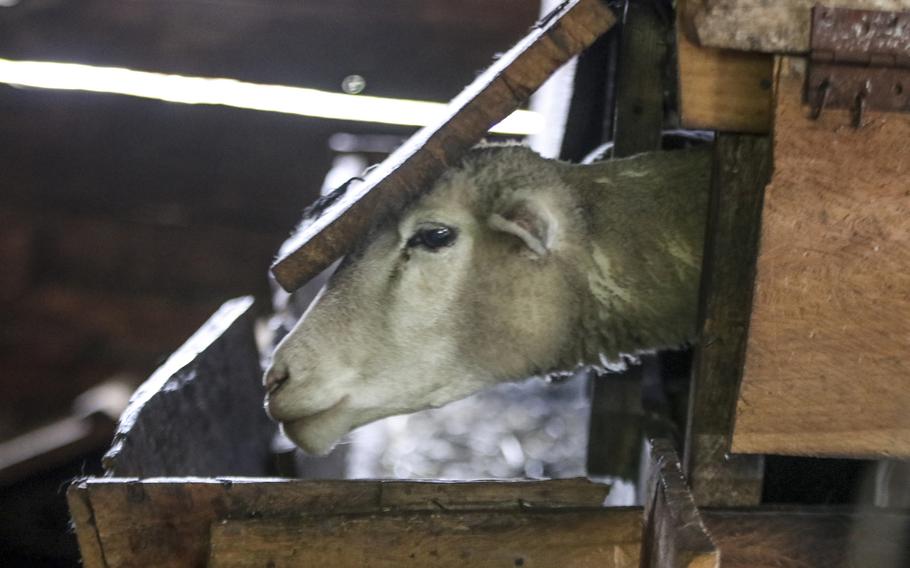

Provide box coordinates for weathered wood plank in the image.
[380,477,612,510]
[612,0,668,157]
[66,481,108,568]
[587,0,668,488]
[676,0,772,133]
[77,477,615,568]
[208,509,643,568]
[703,508,910,568]
[271,0,617,291]
[641,439,718,568]
[103,296,277,476]
[685,0,910,53]
[683,134,768,507]
[734,57,910,458]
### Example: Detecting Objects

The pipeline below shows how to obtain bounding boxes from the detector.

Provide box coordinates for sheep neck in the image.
[559,147,712,369]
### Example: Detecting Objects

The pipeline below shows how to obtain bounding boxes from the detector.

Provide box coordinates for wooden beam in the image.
[676,0,772,134]
[271,0,617,291]
[586,0,669,488]
[208,509,642,567]
[684,0,910,53]
[611,0,667,157]
[683,133,768,507]
[703,508,910,568]
[735,57,910,458]
[640,439,719,568]
[70,477,618,567]
[66,482,107,568]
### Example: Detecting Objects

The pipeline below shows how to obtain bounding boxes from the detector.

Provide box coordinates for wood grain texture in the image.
[72,477,614,568]
[676,0,772,134]
[683,134,768,506]
[102,297,277,476]
[271,0,617,291]
[641,439,718,568]
[685,0,910,53]
[66,481,107,568]
[735,57,910,458]
[703,508,910,568]
[208,509,642,568]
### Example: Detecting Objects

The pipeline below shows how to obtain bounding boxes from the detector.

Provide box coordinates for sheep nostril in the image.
[264,367,290,394]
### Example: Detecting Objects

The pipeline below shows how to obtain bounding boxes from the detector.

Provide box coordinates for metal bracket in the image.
[807,5,910,126]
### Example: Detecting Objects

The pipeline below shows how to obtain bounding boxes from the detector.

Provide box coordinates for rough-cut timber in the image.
[271,0,617,291]
[703,509,910,568]
[640,439,718,568]
[67,477,616,568]
[683,134,768,507]
[676,0,772,133]
[685,0,910,53]
[102,297,276,476]
[735,57,910,458]
[209,509,642,567]
[587,0,668,487]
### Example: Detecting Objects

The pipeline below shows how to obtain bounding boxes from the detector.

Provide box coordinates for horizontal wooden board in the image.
[271,0,617,291]
[735,57,910,458]
[68,477,614,568]
[676,0,772,133]
[703,508,910,568]
[685,0,910,53]
[209,509,642,567]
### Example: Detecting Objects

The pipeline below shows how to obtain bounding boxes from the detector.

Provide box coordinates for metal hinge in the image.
[807,5,910,127]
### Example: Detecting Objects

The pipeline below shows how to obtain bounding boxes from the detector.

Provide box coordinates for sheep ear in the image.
[489,199,554,256]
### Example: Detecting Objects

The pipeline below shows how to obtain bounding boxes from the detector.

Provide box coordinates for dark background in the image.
[0,1,539,564]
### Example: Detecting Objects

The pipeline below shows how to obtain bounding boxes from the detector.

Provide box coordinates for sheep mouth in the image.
[268,395,348,424]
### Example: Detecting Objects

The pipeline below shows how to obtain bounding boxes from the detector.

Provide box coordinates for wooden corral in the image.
[63,0,910,566]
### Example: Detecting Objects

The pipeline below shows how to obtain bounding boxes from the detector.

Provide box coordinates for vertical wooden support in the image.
[612,1,668,157]
[641,438,719,568]
[587,0,670,487]
[683,134,768,506]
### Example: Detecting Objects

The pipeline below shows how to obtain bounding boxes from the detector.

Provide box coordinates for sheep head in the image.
[265,145,590,455]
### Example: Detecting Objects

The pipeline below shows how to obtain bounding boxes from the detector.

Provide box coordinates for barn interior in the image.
[1,0,908,567]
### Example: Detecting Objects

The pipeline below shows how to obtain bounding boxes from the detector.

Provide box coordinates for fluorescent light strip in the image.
[0,58,542,135]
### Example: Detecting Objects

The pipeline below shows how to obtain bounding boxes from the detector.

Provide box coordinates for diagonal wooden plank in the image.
[271,0,617,291]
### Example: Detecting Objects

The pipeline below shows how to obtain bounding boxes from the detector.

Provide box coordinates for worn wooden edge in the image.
[79,476,612,511]
[676,0,772,134]
[66,479,109,568]
[682,133,769,507]
[207,508,643,567]
[684,0,910,54]
[271,0,617,291]
[642,438,719,568]
[102,296,255,468]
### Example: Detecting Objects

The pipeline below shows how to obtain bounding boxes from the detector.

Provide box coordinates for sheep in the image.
[264,144,712,455]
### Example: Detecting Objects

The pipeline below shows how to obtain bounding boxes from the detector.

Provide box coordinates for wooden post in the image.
[640,438,719,568]
[683,133,768,506]
[587,0,671,490]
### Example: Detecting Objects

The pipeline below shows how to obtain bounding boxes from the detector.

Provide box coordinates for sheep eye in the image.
[407,226,457,250]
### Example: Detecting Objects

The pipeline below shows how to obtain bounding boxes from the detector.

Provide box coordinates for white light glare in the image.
[0,58,542,135]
